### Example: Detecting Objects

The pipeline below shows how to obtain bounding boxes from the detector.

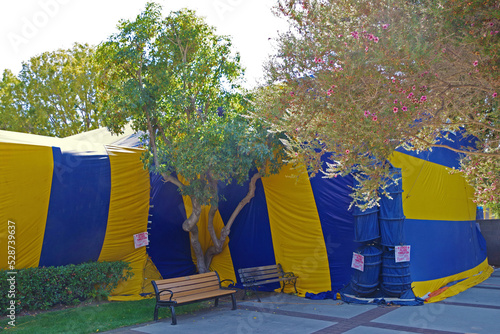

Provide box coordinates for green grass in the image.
[0,298,212,333]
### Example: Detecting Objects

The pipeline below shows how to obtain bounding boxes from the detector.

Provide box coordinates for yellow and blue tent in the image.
[0,129,156,301]
[149,132,492,303]
[0,128,492,302]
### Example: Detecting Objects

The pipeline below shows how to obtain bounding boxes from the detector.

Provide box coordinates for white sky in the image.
[0,0,288,88]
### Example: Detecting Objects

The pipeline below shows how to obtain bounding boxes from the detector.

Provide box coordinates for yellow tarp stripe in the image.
[412,258,493,302]
[261,163,331,296]
[179,175,237,285]
[98,145,151,300]
[0,143,53,269]
[389,151,476,221]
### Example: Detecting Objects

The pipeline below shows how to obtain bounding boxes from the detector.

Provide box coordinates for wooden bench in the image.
[151,271,237,324]
[238,264,298,302]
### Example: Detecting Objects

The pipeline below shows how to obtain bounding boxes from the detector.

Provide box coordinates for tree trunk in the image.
[190,225,208,273]
[204,173,262,269]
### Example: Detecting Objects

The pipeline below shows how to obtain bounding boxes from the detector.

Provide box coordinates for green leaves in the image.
[97,3,284,206]
[0,43,101,136]
[254,0,500,209]
[0,261,133,314]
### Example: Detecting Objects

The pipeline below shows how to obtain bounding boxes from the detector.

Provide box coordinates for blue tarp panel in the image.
[405,219,487,281]
[39,147,111,267]
[395,131,476,168]
[309,172,360,293]
[218,172,279,291]
[148,173,196,278]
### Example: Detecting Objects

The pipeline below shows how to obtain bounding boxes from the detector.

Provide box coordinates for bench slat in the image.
[159,285,229,300]
[170,289,237,304]
[156,276,220,290]
[239,265,281,274]
[239,268,281,276]
[241,277,290,286]
[240,271,283,282]
[163,284,221,299]
[155,272,217,285]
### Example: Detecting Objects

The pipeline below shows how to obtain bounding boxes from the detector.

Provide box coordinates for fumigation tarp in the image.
[1,128,492,302]
[0,130,153,301]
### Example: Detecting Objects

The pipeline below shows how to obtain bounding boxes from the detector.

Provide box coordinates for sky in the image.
[0,0,289,88]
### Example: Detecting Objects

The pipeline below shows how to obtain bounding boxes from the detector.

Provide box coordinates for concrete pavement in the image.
[107,268,500,334]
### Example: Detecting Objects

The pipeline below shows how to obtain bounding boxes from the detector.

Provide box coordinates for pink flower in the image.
[351,31,359,39]
[382,24,389,29]
[365,46,369,52]
[331,85,336,89]
[368,34,374,40]
[473,60,478,67]
[338,34,343,38]
[489,22,494,26]
[393,107,398,113]
[402,106,408,112]
[372,116,378,121]
[412,85,416,90]
[290,91,295,96]
[394,99,398,104]
[364,110,371,117]
[493,92,498,98]
[420,95,427,102]
[374,37,379,43]
[345,149,350,154]
[407,92,414,98]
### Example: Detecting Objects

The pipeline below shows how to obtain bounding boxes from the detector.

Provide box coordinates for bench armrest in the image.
[158,289,174,301]
[220,279,235,288]
[283,272,297,279]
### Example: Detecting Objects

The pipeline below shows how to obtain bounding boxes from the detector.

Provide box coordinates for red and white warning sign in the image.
[133,232,149,249]
[395,245,411,263]
[351,252,365,272]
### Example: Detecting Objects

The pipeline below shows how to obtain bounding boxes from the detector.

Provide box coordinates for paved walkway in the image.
[108,269,500,334]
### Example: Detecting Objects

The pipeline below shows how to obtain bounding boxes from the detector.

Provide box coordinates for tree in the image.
[0,43,101,137]
[253,0,499,211]
[0,70,27,132]
[97,3,283,273]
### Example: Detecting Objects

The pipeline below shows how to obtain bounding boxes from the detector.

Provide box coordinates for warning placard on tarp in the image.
[395,245,411,263]
[351,252,365,271]
[133,232,149,249]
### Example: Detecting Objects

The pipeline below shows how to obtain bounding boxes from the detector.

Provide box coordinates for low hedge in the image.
[0,261,133,314]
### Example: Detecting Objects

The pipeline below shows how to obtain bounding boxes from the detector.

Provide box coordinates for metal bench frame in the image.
[238,264,298,302]
[151,271,237,325]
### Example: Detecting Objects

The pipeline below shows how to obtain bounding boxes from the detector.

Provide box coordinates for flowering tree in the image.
[254,0,499,211]
[97,4,283,273]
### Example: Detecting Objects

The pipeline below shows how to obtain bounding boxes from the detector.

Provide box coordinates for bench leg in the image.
[293,280,298,294]
[231,293,237,310]
[254,288,262,302]
[154,304,159,321]
[170,306,177,325]
[215,297,219,307]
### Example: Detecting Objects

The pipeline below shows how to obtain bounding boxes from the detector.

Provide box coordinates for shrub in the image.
[0,261,133,314]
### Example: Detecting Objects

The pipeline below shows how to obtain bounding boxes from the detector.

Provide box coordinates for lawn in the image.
[0,297,211,333]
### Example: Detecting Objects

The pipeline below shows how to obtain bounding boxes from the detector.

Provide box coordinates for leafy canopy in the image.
[254,0,499,210]
[97,3,283,205]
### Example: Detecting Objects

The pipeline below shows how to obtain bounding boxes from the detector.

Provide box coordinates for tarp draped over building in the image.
[0,130,155,301]
[0,128,492,302]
